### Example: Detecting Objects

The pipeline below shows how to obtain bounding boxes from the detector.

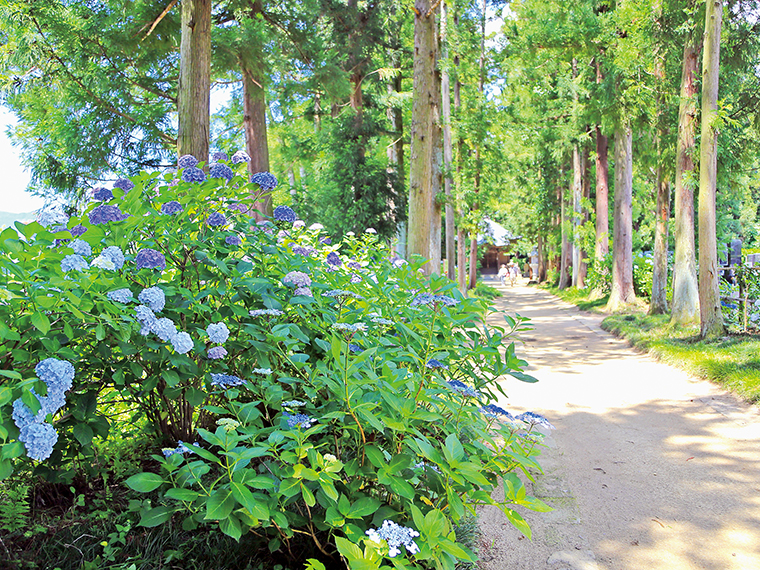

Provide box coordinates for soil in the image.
[478,278,760,570]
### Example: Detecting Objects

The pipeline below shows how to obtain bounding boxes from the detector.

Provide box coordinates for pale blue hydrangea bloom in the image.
[102,246,125,270]
[107,288,133,304]
[207,346,228,359]
[37,206,68,228]
[252,368,272,375]
[162,440,197,457]
[370,315,393,325]
[283,271,311,288]
[36,358,74,395]
[231,150,250,164]
[91,255,116,270]
[282,400,306,408]
[210,373,245,388]
[366,520,420,558]
[283,412,314,429]
[139,287,165,312]
[294,287,313,297]
[70,239,92,257]
[516,411,555,430]
[135,305,157,336]
[206,322,230,344]
[331,322,367,333]
[12,399,39,428]
[18,422,59,461]
[152,318,177,342]
[410,293,459,308]
[324,290,363,300]
[249,309,284,318]
[480,404,515,421]
[446,380,480,398]
[61,254,88,272]
[171,332,193,354]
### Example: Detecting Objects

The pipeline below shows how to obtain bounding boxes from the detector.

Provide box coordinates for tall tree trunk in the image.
[578,145,590,287]
[388,56,406,259]
[559,183,571,289]
[177,0,211,162]
[671,37,701,324]
[698,0,724,338]
[537,233,546,282]
[650,164,671,314]
[571,144,582,287]
[441,0,456,281]
[243,64,271,219]
[407,0,438,273]
[454,11,466,292]
[429,61,443,276]
[594,127,609,263]
[607,123,636,310]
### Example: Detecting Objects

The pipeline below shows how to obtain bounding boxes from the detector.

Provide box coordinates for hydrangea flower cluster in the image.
[294,287,313,297]
[61,254,88,272]
[446,380,480,398]
[70,240,91,256]
[162,440,197,457]
[332,322,367,333]
[113,178,135,192]
[348,343,364,354]
[291,245,314,257]
[516,411,555,430]
[282,400,306,408]
[207,346,228,359]
[326,252,342,267]
[369,315,393,325]
[182,167,206,183]
[225,234,242,246]
[135,248,166,270]
[37,206,68,229]
[366,520,420,558]
[12,358,75,461]
[252,368,272,375]
[324,290,363,300]
[283,271,311,288]
[283,412,315,429]
[207,212,227,227]
[293,220,305,229]
[249,308,284,318]
[161,201,183,215]
[89,204,128,225]
[273,205,296,223]
[210,373,246,388]
[138,287,166,312]
[92,187,114,201]
[410,293,459,308]
[177,154,199,168]
[250,171,278,191]
[231,150,250,164]
[211,151,228,162]
[350,273,362,284]
[480,404,515,421]
[426,359,448,369]
[107,288,133,304]
[102,246,125,269]
[128,288,193,353]
[209,163,233,181]
[206,322,230,344]
[71,224,87,238]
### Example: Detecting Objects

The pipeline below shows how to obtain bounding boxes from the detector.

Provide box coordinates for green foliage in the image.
[0,479,31,533]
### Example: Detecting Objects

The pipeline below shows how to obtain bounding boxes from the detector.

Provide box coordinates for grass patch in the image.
[538,284,609,313]
[470,280,502,301]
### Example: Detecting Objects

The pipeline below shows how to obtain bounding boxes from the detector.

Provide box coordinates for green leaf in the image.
[139,506,173,528]
[219,515,242,541]
[72,424,93,446]
[0,459,13,481]
[205,488,235,520]
[0,370,21,381]
[231,482,268,519]
[364,445,385,468]
[502,507,532,539]
[20,390,41,416]
[0,386,13,406]
[302,484,316,507]
[30,311,50,335]
[165,488,202,502]
[439,538,475,561]
[334,536,363,561]
[347,496,380,518]
[126,472,165,493]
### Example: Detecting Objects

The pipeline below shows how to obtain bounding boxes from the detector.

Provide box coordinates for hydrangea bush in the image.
[0,158,550,568]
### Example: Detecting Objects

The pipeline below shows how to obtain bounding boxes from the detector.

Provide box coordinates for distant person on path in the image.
[509,261,519,286]
[498,264,508,286]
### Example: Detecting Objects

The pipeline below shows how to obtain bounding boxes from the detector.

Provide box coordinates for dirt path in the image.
[478,279,760,570]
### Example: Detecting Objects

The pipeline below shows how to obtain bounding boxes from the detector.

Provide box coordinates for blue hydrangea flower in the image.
[370,315,393,325]
[181,166,206,183]
[107,288,133,304]
[71,224,87,238]
[273,205,296,223]
[135,248,166,270]
[225,235,242,246]
[249,309,284,317]
[207,212,227,227]
[113,178,135,192]
[12,399,39,429]
[283,271,311,288]
[516,411,555,430]
[411,293,459,308]
[426,359,448,369]
[446,380,480,398]
[177,154,199,168]
[282,400,306,408]
[210,373,245,388]
[61,254,89,272]
[366,520,420,558]
[102,246,125,270]
[206,322,230,344]
[18,422,58,461]
[283,412,315,429]
[326,252,342,267]
[35,358,75,394]
[324,290,363,300]
[250,171,278,191]
[138,287,165,312]
[331,322,367,333]
[480,404,515,421]
[69,240,91,257]
[294,287,313,297]
[207,346,228,359]
[162,440,197,457]
[92,187,114,201]
[349,344,363,354]
[231,150,250,164]
[209,163,234,181]
[171,331,193,354]
[292,245,314,256]
[252,368,272,375]
[91,255,116,270]
[89,204,128,225]
[152,318,177,342]
[211,151,228,162]
[347,260,362,270]
[161,201,183,215]
[37,207,68,228]
[135,305,157,334]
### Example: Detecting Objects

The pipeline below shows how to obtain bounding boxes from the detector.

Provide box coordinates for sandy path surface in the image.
[478,279,760,570]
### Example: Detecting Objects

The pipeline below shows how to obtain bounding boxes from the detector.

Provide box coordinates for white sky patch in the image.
[0,107,41,214]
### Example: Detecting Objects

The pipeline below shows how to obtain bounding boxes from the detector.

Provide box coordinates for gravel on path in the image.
[477,278,760,570]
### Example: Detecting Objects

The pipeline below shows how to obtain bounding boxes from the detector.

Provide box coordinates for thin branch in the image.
[426,0,443,18]
[139,0,179,38]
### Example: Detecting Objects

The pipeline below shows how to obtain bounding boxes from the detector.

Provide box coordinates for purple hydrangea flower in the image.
[283,412,315,429]
[320,237,332,245]
[113,178,135,192]
[209,163,234,181]
[446,380,480,398]
[135,248,166,271]
[61,254,88,272]
[107,288,133,304]
[283,271,311,288]
[292,245,314,256]
[347,260,362,270]
[207,346,228,359]
[350,273,362,284]
[161,201,183,215]
[207,212,227,227]
[225,234,242,246]
[138,286,165,312]
[250,171,278,191]
[171,331,193,354]
[92,187,114,201]
[211,151,228,162]
[102,246,125,270]
[293,220,305,229]
[273,205,296,223]
[70,239,91,257]
[210,373,245,388]
[206,322,230,344]
[294,287,313,297]
[88,204,127,225]
[177,154,199,168]
[181,167,206,183]
[231,150,250,164]
[326,252,342,267]
[70,224,87,238]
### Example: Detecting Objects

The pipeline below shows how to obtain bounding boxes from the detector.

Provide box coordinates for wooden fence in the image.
[721,253,760,331]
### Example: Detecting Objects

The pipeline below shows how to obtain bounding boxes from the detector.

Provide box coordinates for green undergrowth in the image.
[470,281,502,302]
[537,284,609,313]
